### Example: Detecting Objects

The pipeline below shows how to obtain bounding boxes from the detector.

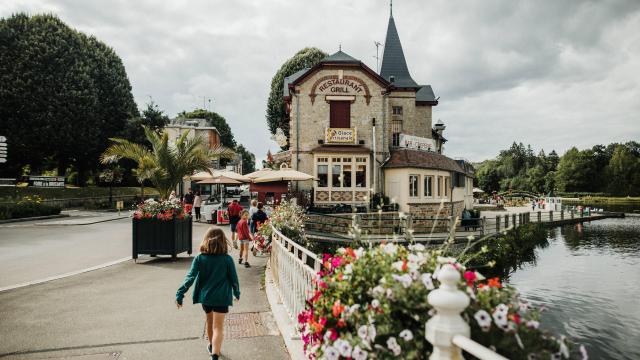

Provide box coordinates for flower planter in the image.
[132,218,192,260]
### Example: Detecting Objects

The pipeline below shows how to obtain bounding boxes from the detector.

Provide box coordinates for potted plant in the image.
[131,198,192,260]
[101,126,212,260]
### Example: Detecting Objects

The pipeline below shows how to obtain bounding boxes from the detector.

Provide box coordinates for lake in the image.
[508,216,640,359]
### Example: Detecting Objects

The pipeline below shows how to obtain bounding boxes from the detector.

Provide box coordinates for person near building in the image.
[248,200,258,234]
[227,199,243,248]
[175,227,240,360]
[251,202,270,256]
[193,191,202,221]
[184,188,195,215]
[236,210,253,268]
[169,190,177,202]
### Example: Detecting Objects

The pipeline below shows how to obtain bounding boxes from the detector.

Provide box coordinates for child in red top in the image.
[237,210,253,268]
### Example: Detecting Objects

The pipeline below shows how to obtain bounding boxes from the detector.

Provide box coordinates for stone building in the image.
[282,7,474,216]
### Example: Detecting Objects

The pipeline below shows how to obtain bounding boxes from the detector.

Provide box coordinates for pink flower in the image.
[464,271,477,285]
[331,256,343,268]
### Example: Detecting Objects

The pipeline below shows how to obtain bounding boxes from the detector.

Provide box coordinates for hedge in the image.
[0,202,62,220]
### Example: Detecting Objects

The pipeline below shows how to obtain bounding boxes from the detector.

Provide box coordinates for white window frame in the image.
[409,174,420,198]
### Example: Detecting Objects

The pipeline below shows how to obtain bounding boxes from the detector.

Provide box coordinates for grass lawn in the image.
[563,196,640,205]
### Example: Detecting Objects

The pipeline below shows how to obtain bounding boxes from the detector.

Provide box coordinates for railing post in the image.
[481,216,486,235]
[560,210,564,220]
[504,214,509,228]
[518,213,522,226]
[512,214,517,228]
[495,215,500,232]
[549,210,553,222]
[571,210,574,219]
[426,264,470,360]
[537,211,541,222]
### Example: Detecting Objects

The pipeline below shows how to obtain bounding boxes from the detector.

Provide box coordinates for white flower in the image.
[392,274,413,288]
[399,329,413,341]
[525,320,540,329]
[383,243,398,255]
[474,310,492,330]
[474,271,485,281]
[348,304,361,315]
[355,247,364,258]
[421,273,435,290]
[323,330,334,342]
[337,248,346,254]
[357,325,369,341]
[335,339,352,357]
[436,256,456,264]
[352,345,368,360]
[579,345,588,360]
[344,263,353,274]
[492,309,508,329]
[409,243,425,252]
[323,345,340,360]
[386,288,394,299]
[371,286,385,297]
[368,324,377,342]
[407,253,425,265]
[391,261,404,271]
[386,337,401,355]
[495,303,509,315]
[371,299,380,308]
[559,336,570,359]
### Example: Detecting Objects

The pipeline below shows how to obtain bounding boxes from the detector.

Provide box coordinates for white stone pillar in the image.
[426,264,470,360]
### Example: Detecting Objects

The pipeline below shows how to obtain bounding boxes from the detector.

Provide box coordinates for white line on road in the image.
[0,256,132,293]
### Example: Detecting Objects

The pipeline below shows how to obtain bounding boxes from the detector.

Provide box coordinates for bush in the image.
[0,196,61,220]
[259,199,308,246]
[299,244,585,359]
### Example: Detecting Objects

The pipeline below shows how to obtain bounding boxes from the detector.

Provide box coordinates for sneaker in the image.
[211,355,219,360]
[238,258,243,264]
[207,343,212,355]
[244,262,251,268]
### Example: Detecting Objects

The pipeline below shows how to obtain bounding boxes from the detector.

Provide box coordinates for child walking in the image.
[176,227,240,360]
[237,210,253,268]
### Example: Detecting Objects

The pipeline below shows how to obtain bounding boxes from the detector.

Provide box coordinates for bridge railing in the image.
[269,224,507,359]
[269,224,320,334]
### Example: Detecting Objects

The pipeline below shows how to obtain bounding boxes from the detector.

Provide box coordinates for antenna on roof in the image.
[339,43,342,51]
[374,41,383,72]
[390,0,393,17]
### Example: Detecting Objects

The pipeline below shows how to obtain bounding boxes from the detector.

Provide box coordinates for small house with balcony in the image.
[282,7,474,217]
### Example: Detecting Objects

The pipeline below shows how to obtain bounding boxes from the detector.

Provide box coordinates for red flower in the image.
[487,277,502,288]
[402,259,408,272]
[511,313,521,325]
[463,271,477,286]
[332,301,345,317]
[337,319,346,328]
[310,290,322,303]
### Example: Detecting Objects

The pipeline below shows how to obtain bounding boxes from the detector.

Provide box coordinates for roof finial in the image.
[390,0,393,17]
[339,43,342,51]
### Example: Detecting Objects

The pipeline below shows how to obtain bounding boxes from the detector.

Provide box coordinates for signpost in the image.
[116,200,124,215]
[28,176,65,188]
[0,136,6,164]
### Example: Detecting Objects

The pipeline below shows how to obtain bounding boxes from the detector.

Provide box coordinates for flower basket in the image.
[131,198,192,260]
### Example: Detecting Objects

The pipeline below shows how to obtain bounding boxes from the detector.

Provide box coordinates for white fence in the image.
[269,224,508,359]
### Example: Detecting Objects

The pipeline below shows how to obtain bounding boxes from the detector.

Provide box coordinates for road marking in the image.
[0,256,131,293]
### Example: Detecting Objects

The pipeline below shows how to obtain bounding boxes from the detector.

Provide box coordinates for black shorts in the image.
[229,216,240,232]
[202,304,229,314]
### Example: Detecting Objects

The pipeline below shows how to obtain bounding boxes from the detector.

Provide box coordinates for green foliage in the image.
[476,142,640,196]
[0,196,61,220]
[101,126,211,199]
[266,47,327,148]
[121,101,170,146]
[0,13,138,183]
[234,144,256,174]
[0,186,157,202]
[179,109,236,148]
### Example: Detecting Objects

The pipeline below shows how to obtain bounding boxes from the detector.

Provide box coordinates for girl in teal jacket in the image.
[176,227,240,360]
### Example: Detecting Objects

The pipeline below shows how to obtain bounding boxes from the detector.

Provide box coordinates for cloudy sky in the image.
[2,0,639,164]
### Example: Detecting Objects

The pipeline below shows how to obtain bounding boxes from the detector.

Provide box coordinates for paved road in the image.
[0,213,132,288]
[0,225,289,360]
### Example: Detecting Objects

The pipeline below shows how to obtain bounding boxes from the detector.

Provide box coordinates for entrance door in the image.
[330,101,351,128]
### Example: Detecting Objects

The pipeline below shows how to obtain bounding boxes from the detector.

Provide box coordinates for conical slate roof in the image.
[380,15,418,88]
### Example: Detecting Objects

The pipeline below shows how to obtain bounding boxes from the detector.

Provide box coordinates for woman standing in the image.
[193,191,202,221]
[176,227,240,360]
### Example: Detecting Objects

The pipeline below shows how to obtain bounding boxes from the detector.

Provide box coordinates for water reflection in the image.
[508,217,640,360]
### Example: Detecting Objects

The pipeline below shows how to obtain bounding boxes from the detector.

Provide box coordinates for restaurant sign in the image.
[29,175,65,188]
[399,134,436,151]
[325,128,357,144]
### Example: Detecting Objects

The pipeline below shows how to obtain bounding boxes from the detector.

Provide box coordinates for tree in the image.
[0,14,137,182]
[122,101,170,146]
[178,109,236,148]
[235,144,255,174]
[101,126,211,199]
[606,145,640,196]
[266,47,327,148]
[555,147,597,193]
[475,160,501,193]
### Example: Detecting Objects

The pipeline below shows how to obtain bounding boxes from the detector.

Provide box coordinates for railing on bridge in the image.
[268,224,508,359]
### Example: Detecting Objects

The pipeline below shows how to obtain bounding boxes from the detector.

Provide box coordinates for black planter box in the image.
[132,218,192,260]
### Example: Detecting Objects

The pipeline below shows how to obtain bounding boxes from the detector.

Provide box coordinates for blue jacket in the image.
[176,254,240,306]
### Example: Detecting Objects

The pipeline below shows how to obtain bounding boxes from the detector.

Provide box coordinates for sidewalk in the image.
[0,225,289,360]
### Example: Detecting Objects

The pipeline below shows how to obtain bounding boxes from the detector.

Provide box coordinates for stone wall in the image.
[408,201,464,234]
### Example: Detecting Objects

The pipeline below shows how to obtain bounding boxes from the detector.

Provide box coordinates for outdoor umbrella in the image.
[212,170,250,183]
[244,168,273,179]
[189,170,215,181]
[197,176,243,185]
[252,169,315,183]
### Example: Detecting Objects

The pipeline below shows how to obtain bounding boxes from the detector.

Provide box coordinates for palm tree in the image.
[101,126,211,199]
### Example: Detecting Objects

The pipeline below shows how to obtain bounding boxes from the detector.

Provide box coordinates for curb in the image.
[0,256,131,293]
[34,215,129,226]
[265,259,306,360]
[0,214,69,224]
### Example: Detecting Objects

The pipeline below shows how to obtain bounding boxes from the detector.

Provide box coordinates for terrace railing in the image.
[269,224,507,359]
